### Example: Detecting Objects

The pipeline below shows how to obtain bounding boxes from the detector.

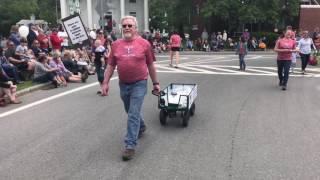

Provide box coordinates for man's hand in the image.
[152,84,160,96]
[101,82,109,96]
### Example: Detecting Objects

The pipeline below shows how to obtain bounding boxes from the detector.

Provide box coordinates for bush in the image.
[251,32,279,48]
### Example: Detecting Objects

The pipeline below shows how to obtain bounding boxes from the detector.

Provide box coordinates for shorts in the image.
[171,47,180,52]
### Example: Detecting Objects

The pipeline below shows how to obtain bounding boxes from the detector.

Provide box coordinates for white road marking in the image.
[198,65,248,74]
[0,77,118,118]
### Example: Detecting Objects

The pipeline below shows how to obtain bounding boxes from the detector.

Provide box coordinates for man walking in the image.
[101,16,160,161]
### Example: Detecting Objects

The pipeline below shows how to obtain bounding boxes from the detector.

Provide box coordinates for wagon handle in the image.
[152,90,165,96]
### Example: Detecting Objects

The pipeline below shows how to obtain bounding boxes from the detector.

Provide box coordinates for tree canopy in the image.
[0,0,300,36]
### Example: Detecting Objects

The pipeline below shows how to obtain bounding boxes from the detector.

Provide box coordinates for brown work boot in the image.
[122,149,135,161]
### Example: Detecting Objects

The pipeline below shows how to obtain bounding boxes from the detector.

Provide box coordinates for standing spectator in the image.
[314,34,320,51]
[101,16,160,161]
[201,28,208,42]
[50,28,64,51]
[110,29,117,41]
[93,39,106,94]
[27,24,38,48]
[99,17,105,30]
[312,27,320,41]
[58,25,69,51]
[37,28,50,53]
[96,30,106,45]
[236,36,248,71]
[274,30,298,90]
[242,28,250,42]
[169,31,182,68]
[217,32,224,50]
[222,30,228,42]
[298,30,316,74]
[9,25,20,46]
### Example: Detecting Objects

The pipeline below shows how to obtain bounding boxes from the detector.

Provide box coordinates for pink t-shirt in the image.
[277,38,296,60]
[108,36,156,83]
[170,34,181,47]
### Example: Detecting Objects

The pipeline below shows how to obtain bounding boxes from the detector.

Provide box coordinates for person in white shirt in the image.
[298,31,317,74]
[57,26,69,51]
[222,30,227,42]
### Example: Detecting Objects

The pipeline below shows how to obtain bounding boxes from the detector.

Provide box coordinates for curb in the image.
[17,82,52,97]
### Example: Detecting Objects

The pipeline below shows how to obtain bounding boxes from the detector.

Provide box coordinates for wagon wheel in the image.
[182,110,190,127]
[160,109,167,126]
[190,103,196,116]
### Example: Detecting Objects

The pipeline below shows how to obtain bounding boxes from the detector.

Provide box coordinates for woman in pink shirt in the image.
[274,30,298,90]
[169,31,182,68]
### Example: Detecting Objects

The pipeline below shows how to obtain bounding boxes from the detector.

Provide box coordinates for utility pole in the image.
[56,0,59,24]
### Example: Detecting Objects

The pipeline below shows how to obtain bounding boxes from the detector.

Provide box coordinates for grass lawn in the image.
[16,81,35,91]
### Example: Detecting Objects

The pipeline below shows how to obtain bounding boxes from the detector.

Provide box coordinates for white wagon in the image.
[154,83,197,127]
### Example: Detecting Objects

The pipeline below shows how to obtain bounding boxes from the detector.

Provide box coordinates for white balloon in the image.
[18,26,29,38]
[89,31,96,39]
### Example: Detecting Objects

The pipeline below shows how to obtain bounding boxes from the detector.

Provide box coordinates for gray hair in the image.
[121,16,138,30]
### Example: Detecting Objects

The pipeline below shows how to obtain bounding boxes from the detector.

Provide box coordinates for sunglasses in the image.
[122,24,133,28]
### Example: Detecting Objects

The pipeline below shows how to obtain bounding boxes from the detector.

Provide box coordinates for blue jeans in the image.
[119,80,147,149]
[239,54,246,70]
[277,60,291,86]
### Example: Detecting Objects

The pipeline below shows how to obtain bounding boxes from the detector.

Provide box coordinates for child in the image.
[236,36,248,71]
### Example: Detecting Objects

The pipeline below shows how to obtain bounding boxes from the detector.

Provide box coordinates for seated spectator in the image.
[0,66,21,105]
[0,47,21,84]
[73,49,90,77]
[33,55,59,88]
[47,56,67,86]
[31,40,45,58]
[203,40,210,52]
[5,41,35,73]
[258,40,267,51]
[251,37,258,51]
[15,38,31,61]
[51,51,85,83]
[61,50,78,74]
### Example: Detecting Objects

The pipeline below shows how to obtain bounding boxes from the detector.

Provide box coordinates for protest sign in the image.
[61,14,89,45]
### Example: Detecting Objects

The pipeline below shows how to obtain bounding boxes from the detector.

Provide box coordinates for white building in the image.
[59,0,149,33]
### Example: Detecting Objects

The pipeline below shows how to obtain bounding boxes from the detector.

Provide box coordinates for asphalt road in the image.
[1,52,320,180]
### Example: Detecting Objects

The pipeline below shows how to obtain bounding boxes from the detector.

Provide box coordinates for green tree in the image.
[0,0,38,35]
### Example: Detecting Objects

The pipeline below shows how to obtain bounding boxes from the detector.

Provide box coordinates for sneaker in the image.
[174,65,179,68]
[97,91,102,94]
[281,85,287,91]
[138,126,146,138]
[122,149,135,161]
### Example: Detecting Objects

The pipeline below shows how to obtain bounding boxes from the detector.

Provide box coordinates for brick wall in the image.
[299,5,320,32]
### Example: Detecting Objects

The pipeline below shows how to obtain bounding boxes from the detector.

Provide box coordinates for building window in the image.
[129,12,137,17]
[129,0,136,3]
